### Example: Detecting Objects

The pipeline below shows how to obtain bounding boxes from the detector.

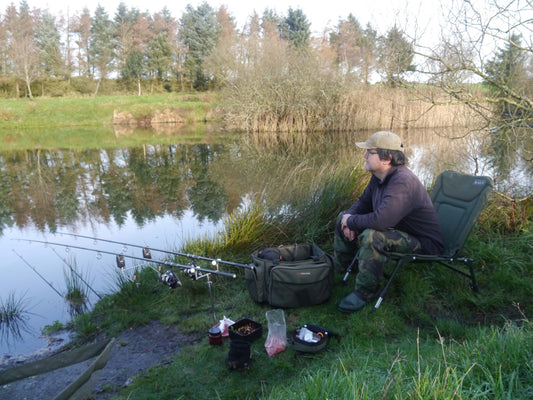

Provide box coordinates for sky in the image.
[21,0,440,38]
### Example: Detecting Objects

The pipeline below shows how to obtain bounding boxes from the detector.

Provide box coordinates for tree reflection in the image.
[186,144,228,221]
[0,144,231,235]
[484,127,532,194]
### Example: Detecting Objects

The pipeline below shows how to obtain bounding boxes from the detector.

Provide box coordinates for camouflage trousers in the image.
[333,212,422,300]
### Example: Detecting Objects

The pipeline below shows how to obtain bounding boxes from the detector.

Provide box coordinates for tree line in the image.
[0,0,417,97]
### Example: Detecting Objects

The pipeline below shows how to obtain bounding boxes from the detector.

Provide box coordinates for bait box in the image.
[228,318,263,342]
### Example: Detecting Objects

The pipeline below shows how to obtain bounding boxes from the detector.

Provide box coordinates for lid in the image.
[209,327,221,335]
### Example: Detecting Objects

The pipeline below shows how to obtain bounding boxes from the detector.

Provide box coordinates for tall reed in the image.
[0,291,31,343]
[63,258,91,315]
[225,80,486,134]
[333,85,487,132]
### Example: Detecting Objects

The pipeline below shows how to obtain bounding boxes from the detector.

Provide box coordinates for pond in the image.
[1,127,530,359]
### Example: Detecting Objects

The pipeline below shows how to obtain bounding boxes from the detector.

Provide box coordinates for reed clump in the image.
[334,85,487,132]
[0,292,30,343]
[63,258,92,315]
[478,193,531,234]
[223,70,486,133]
[183,144,367,260]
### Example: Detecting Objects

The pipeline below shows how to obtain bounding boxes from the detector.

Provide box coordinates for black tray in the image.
[228,318,263,342]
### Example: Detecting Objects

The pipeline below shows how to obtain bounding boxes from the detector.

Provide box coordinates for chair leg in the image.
[371,257,407,313]
[466,259,479,292]
[436,259,479,292]
[342,255,358,284]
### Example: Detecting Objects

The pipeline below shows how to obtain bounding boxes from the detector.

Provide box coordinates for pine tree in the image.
[179,2,220,90]
[484,33,530,123]
[377,25,414,86]
[35,11,63,78]
[280,7,310,49]
[90,4,114,93]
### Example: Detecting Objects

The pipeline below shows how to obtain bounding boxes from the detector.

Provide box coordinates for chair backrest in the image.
[430,170,493,257]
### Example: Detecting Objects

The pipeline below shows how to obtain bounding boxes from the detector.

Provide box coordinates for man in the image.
[335,131,444,312]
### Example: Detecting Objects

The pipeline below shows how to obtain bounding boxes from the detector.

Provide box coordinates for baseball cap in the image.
[355,131,404,151]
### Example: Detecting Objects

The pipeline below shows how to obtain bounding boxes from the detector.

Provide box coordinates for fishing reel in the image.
[159,269,182,288]
[181,263,202,280]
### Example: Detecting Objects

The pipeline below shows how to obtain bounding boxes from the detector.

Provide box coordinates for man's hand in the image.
[341,213,357,241]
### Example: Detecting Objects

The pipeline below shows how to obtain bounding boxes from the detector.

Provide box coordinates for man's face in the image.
[363,149,381,172]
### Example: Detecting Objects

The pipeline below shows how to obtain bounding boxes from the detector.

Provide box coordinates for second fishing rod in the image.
[55,231,254,271]
[21,239,238,282]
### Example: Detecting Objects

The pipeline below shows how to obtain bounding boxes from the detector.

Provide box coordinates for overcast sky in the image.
[20,0,439,38]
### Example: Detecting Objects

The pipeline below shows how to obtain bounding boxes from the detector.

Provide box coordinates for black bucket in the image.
[226,339,251,370]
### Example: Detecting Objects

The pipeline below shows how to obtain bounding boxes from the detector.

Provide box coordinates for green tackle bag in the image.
[245,243,334,308]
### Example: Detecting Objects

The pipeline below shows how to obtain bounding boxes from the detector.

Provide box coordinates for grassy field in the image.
[0,93,222,150]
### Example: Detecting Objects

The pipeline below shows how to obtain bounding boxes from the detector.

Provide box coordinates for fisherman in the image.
[335,131,444,312]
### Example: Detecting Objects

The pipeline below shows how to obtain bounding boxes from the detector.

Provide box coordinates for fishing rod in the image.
[13,249,64,298]
[17,239,237,282]
[50,247,103,300]
[54,231,254,271]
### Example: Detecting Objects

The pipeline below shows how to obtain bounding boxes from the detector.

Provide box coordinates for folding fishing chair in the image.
[372,170,493,312]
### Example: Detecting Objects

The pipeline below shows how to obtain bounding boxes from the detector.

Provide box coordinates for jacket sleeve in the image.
[345,183,373,216]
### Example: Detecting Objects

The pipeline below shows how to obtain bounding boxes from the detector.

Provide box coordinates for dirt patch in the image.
[0,321,200,400]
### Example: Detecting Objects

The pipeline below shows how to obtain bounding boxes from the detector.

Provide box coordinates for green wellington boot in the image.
[337,291,367,313]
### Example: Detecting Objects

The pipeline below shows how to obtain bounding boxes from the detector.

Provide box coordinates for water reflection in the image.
[0,144,233,235]
[402,127,531,196]
[0,128,530,358]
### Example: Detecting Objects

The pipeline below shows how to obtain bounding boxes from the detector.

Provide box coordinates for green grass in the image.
[0,93,226,150]
[0,93,213,128]
[64,158,532,399]
[41,320,65,336]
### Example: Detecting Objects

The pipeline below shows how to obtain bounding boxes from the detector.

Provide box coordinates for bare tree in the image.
[72,8,91,78]
[203,5,237,89]
[329,15,377,84]
[6,1,39,98]
[415,0,532,193]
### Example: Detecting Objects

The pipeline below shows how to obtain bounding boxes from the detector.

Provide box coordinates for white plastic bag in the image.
[264,309,286,357]
[215,315,235,337]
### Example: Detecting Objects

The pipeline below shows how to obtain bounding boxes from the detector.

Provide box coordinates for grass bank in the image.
[0,93,221,150]
[0,93,215,129]
[64,156,531,399]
